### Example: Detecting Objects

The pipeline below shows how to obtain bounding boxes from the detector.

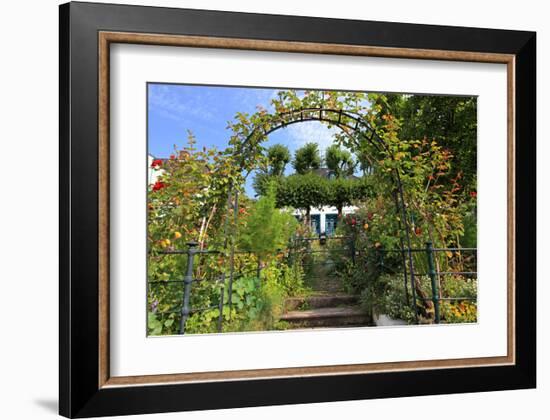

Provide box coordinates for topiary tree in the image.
[275,173,330,225]
[292,143,321,174]
[325,144,356,178]
[327,177,374,217]
[252,144,289,197]
[266,144,291,176]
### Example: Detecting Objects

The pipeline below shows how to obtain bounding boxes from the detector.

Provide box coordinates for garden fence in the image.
[148,238,477,334]
[148,241,283,334]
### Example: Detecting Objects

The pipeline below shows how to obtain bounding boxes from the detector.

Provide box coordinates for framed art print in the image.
[59,2,536,418]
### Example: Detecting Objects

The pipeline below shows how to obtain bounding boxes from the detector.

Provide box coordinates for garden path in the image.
[280,256,371,329]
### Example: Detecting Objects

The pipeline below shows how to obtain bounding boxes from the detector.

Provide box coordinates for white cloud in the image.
[283,120,339,156]
[233,88,278,113]
[148,84,215,122]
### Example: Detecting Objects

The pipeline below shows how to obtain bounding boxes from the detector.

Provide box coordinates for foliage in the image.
[147,132,242,255]
[233,89,477,253]
[394,95,477,191]
[358,273,477,325]
[146,134,239,336]
[220,259,305,332]
[460,201,477,249]
[252,144,290,196]
[292,142,321,174]
[147,137,302,335]
[359,274,417,324]
[326,177,374,216]
[441,275,477,299]
[325,144,356,178]
[270,171,374,218]
[238,186,298,256]
[439,275,477,323]
[252,171,273,197]
[147,87,478,334]
[381,117,460,247]
[266,144,291,176]
[275,173,330,218]
[146,131,284,335]
[336,198,403,251]
[440,300,477,323]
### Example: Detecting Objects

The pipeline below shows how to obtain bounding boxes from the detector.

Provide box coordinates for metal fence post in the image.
[179,241,198,334]
[350,236,356,266]
[376,246,385,272]
[217,273,225,333]
[426,241,440,324]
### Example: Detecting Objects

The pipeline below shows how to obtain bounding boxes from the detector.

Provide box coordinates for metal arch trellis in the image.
[224,105,420,321]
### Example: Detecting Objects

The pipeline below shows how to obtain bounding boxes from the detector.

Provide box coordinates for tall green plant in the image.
[238,186,298,256]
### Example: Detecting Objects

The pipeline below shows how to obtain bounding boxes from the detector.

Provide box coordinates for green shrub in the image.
[439,275,477,323]
[359,274,416,324]
[238,186,298,256]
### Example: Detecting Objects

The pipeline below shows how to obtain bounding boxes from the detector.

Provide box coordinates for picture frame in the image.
[59,1,536,417]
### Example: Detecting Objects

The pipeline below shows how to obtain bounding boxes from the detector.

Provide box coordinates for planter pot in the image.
[373,312,408,327]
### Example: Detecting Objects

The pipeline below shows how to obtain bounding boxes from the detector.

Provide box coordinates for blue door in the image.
[325,214,338,236]
[310,214,321,235]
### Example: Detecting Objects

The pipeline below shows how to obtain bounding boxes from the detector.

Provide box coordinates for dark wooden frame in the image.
[60,1,536,417]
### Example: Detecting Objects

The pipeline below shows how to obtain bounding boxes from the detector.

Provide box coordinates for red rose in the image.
[470,191,477,198]
[351,218,356,226]
[367,212,374,221]
[152,181,166,191]
[170,154,176,160]
[151,159,163,168]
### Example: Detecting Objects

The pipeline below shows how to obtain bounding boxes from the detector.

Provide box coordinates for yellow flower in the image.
[174,231,182,239]
[363,223,369,230]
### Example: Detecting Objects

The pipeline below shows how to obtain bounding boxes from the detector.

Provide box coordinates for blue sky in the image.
[148,83,342,197]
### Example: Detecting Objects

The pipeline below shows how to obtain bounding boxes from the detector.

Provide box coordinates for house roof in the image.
[312,167,359,180]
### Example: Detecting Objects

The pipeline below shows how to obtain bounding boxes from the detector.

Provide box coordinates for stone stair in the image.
[284,293,358,311]
[281,293,371,328]
[280,251,371,329]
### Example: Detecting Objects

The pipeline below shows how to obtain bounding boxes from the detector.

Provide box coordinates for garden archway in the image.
[224,104,420,320]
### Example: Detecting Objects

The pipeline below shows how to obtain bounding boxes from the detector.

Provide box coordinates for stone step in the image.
[280,306,371,328]
[284,294,359,311]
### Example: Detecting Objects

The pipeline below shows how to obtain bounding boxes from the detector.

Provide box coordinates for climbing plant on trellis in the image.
[221,90,424,319]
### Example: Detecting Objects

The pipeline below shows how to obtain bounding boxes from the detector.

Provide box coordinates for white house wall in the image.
[147,154,165,185]
[291,205,357,234]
